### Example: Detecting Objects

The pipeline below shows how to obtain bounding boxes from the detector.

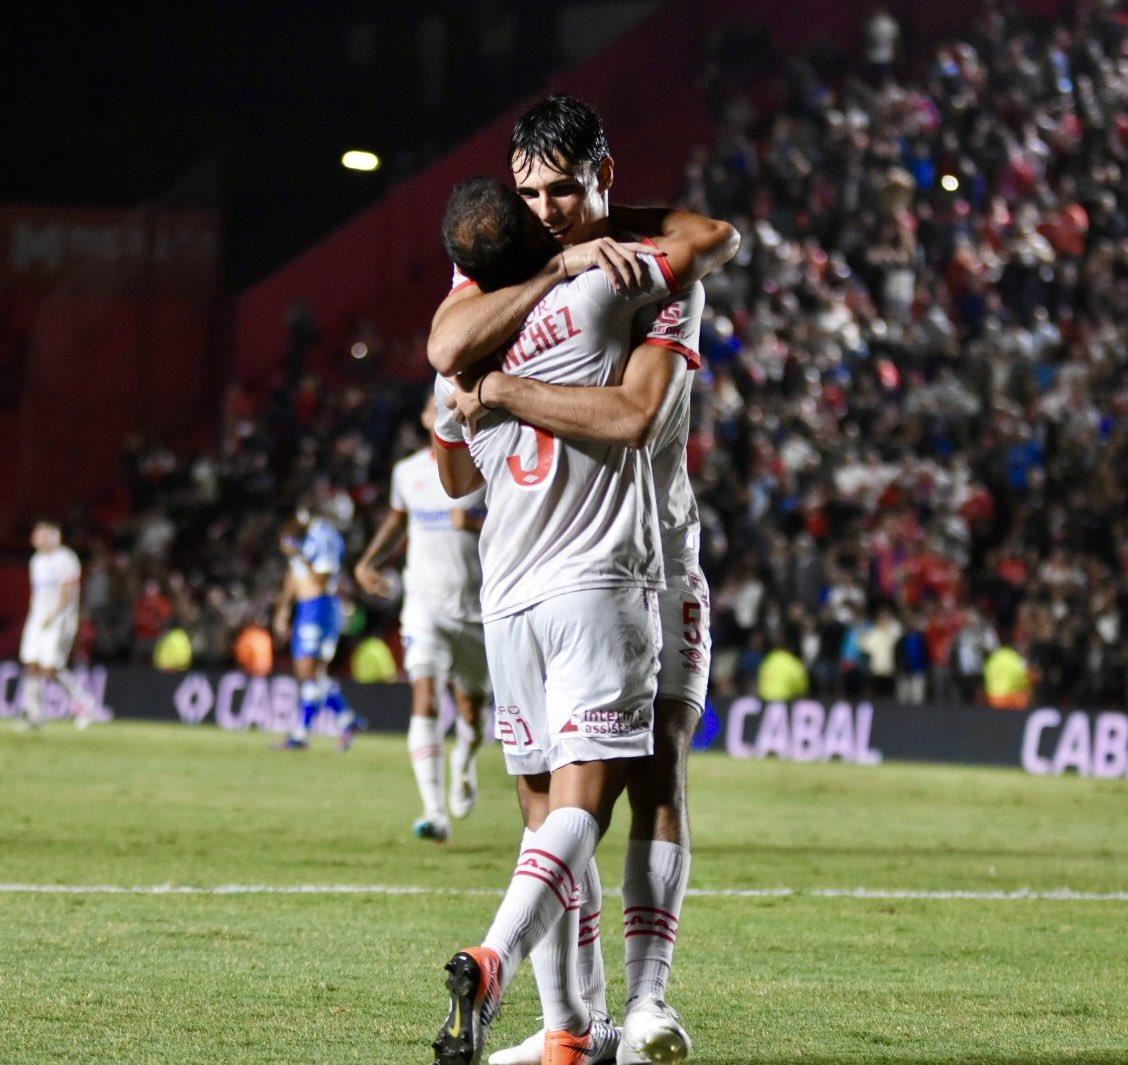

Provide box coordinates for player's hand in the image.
[271,613,290,642]
[353,560,393,598]
[448,372,496,437]
[561,237,664,293]
[450,509,469,531]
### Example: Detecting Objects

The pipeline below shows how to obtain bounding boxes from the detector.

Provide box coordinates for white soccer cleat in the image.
[487,1028,543,1065]
[490,1017,618,1065]
[617,998,690,1064]
[448,742,479,820]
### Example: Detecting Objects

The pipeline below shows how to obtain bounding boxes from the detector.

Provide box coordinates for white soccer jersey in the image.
[28,546,81,625]
[390,446,486,623]
[633,281,706,576]
[434,257,676,623]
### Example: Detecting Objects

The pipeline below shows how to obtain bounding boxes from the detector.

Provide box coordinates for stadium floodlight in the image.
[341,150,381,172]
[940,174,960,192]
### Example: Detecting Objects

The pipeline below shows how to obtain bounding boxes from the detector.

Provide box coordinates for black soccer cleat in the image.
[432,947,500,1064]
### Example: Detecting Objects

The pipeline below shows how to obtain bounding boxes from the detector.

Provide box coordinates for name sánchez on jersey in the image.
[502,301,581,372]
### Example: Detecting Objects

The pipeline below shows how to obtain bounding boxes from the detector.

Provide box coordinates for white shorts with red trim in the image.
[401,603,489,694]
[20,617,77,670]
[485,586,660,776]
[656,565,711,715]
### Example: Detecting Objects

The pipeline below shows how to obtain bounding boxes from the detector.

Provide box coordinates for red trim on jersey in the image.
[432,432,467,450]
[641,237,680,292]
[451,277,477,294]
[644,337,701,370]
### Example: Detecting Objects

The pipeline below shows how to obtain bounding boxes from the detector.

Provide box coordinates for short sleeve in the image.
[60,550,81,583]
[450,264,476,294]
[432,374,468,449]
[389,464,407,512]
[631,281,705,369]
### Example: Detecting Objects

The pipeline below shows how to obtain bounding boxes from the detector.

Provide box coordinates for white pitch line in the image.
[0,883,1125,901]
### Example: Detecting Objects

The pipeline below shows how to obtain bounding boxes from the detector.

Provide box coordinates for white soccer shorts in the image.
[656,565,711,715]
[485,585,660,776]
[19,617,78,671]
[401,605,490,695]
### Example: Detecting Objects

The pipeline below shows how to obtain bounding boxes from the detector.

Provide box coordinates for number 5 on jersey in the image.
[507,424,558,488]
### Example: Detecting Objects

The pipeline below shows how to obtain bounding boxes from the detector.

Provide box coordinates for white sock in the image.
[527,829,590,1034]
[55,670,90,715]
[483,807,599,995]
[408,715,446,819]
[576,857,609,1019]
[622,840,691,1009]
[21,675,42,724]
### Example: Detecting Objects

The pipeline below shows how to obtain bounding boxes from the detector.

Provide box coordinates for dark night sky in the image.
[3,3,640,290]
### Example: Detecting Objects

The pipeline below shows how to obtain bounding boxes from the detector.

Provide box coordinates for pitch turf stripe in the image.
[0,883,1126,901]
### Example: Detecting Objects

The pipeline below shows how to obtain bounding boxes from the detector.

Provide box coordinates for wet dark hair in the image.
[442,177,559,292]
[508,93,610,175]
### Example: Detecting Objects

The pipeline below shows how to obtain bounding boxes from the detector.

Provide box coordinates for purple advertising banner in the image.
[2,661,1124,778]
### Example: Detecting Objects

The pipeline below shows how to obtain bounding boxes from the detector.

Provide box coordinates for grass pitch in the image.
[0,721,1125,1063]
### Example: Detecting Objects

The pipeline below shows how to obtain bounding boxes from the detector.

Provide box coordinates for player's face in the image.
[512,153,612,246]
[420,396,437,433]
[31,524,58,551]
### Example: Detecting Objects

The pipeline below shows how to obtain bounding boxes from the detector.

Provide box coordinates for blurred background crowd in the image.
[58,2,1127,708]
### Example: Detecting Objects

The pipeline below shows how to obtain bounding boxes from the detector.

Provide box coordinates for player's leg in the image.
[318,597,359,750]
[18,618,46,728]
[617,569,709,1065]
[18,663,44,728]
[282,655,323,748]
[408,675,451,841]
[535,587,659,1061]
[404,608,454,841]
[48,625,95,728]
[447,619,490,819]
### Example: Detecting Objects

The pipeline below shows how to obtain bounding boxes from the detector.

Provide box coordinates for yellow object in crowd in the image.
[984,647,1033,710]
[351,637,398,683]
[758,649,810,702]
[153,628,192,672]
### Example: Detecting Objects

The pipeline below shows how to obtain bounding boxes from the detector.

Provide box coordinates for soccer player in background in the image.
[428,177,734,1065]
[273,509,358,750]
[354,396,491,843]
[430,95,730,1065]
[18,520,97,729]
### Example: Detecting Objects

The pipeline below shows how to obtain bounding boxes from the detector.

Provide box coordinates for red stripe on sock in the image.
[624,929,678,944]
[577,933,601,947]
[521,848,576,893]
[580,910,601,922]
[513,869,569,909]
[623,905,680,924]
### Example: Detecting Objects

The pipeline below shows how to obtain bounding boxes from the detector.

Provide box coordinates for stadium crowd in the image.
[70,2,1126,708]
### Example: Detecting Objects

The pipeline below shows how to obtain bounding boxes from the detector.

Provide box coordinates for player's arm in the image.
[450,508,485,534]
[41,580,78,628]
[610,205,740,286]
[354,509,408,598]
[427,238,661,376]
[272,570,296,640]
[434,434,485,498]
[466,342,685,449]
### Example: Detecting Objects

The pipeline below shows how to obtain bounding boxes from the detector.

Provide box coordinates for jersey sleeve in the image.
[432,373,468,449]
[389,463,407,513]
[631,280,705,369]
[450,264,476,294]
[60,549,82,584]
